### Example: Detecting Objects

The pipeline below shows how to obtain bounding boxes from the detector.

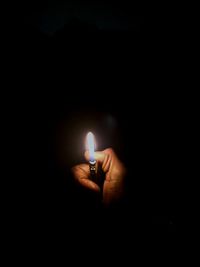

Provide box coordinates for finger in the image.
[84,148,114,173]
[71,164,100,192]
[84,150,107,164]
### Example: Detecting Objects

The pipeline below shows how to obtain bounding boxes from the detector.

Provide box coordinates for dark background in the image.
[7,0,181,258]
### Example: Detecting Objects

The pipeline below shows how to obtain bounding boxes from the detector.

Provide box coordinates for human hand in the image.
[71,148,126,206]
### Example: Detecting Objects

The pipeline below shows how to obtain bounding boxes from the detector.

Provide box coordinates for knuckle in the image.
[105,147,114,154]
[71,166,76,172]
[71,165,79,174]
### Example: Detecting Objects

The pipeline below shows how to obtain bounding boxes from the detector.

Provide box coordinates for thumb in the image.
[84,148,113,173]
[84,150,106,164]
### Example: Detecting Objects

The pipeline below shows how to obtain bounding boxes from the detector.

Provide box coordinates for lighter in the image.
[89,160,97,181]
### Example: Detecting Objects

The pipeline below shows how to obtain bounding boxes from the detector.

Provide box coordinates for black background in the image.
[6,0,182,259]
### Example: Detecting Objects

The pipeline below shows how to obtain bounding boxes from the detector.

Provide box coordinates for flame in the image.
[86,132,95,162]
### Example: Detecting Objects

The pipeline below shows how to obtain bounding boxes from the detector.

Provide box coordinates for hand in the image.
[71,148,126,206]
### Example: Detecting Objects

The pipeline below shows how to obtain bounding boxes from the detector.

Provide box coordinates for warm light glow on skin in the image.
[86,132,95,163]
